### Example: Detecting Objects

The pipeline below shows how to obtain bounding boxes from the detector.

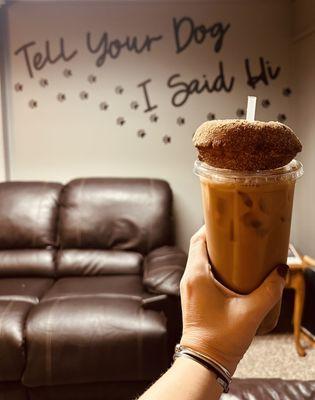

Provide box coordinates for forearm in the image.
[138,357,223,400]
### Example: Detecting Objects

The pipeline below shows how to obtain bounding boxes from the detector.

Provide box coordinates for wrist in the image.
[180,335,239,375]
[173,356,223,396]
[175,344,232,393]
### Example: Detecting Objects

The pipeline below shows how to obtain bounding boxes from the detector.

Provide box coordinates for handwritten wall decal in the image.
[167,62,234,107]
[86,31,163,67]
[13,18,286,107]
[137,79,157,113]
[172,17,230,54]
[245,57,281,89]
[14,38,78,79]
[12,10,291,147]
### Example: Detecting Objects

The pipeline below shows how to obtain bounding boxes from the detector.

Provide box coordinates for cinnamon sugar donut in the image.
[193,119,302,171]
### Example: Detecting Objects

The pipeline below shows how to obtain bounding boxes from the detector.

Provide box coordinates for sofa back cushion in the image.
[0,182,62,277]
[58,178,173,254]
[0,182,61,249]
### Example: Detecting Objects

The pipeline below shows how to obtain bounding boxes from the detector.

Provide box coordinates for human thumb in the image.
[247,264,289,319]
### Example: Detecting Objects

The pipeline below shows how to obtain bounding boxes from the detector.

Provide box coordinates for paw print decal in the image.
[261,99,270,108]
[283,88,292,97]
[207,112,216,120]
[137,129,146,138]
[79,91,89,100]
[39,78,49,88]
[63,69,72,78]
[130,101,139,110]
[162,135,171,144]
[99,102,109,110]
[117,117,125,126]
[177,117,185,126]
[150,113,158,123]
[115,86,124,94]
[236,108,245,118]
[277,113,287,123]
[57,93,66,102]
[29,99,38,109]
[88,74,97,84]
[14,83,23,92]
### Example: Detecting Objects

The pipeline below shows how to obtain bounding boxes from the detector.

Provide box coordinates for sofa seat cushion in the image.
[23,295,168,386]
[0,278,53,304]
[0,278,53,382]
[0,301,34,382]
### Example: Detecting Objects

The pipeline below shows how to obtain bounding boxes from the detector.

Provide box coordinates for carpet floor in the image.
[234,334,315,380]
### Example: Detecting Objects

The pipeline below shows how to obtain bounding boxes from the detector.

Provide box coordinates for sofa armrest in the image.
[143,246,187,296]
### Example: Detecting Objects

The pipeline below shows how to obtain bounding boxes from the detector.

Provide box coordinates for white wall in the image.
[3,0,292,249]
[0,1,7,183]
[290,0,315,256]
[0,75,6,181]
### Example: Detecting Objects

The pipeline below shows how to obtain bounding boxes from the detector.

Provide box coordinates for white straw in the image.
[246,96,257,121]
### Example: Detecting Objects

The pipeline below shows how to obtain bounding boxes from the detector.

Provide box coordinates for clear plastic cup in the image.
[194,159,303,334]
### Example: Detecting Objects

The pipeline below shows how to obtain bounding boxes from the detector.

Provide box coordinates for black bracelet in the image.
[173,344,232,393]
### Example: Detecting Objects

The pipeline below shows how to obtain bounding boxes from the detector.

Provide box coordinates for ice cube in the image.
[238,191,253,208]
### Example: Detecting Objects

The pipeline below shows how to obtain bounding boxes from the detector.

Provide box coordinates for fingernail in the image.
[277,264,289,278]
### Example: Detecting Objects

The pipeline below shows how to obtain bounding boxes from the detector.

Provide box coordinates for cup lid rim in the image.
[194,159,304,183]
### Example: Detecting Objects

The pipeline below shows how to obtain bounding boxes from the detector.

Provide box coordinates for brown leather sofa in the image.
[224,379,315,399]
[0,178,186,399]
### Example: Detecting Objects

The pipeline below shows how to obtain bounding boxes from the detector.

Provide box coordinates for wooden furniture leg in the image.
[290,271,306,356]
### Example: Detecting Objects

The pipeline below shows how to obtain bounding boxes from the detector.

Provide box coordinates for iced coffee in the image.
[193,120,303,333]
